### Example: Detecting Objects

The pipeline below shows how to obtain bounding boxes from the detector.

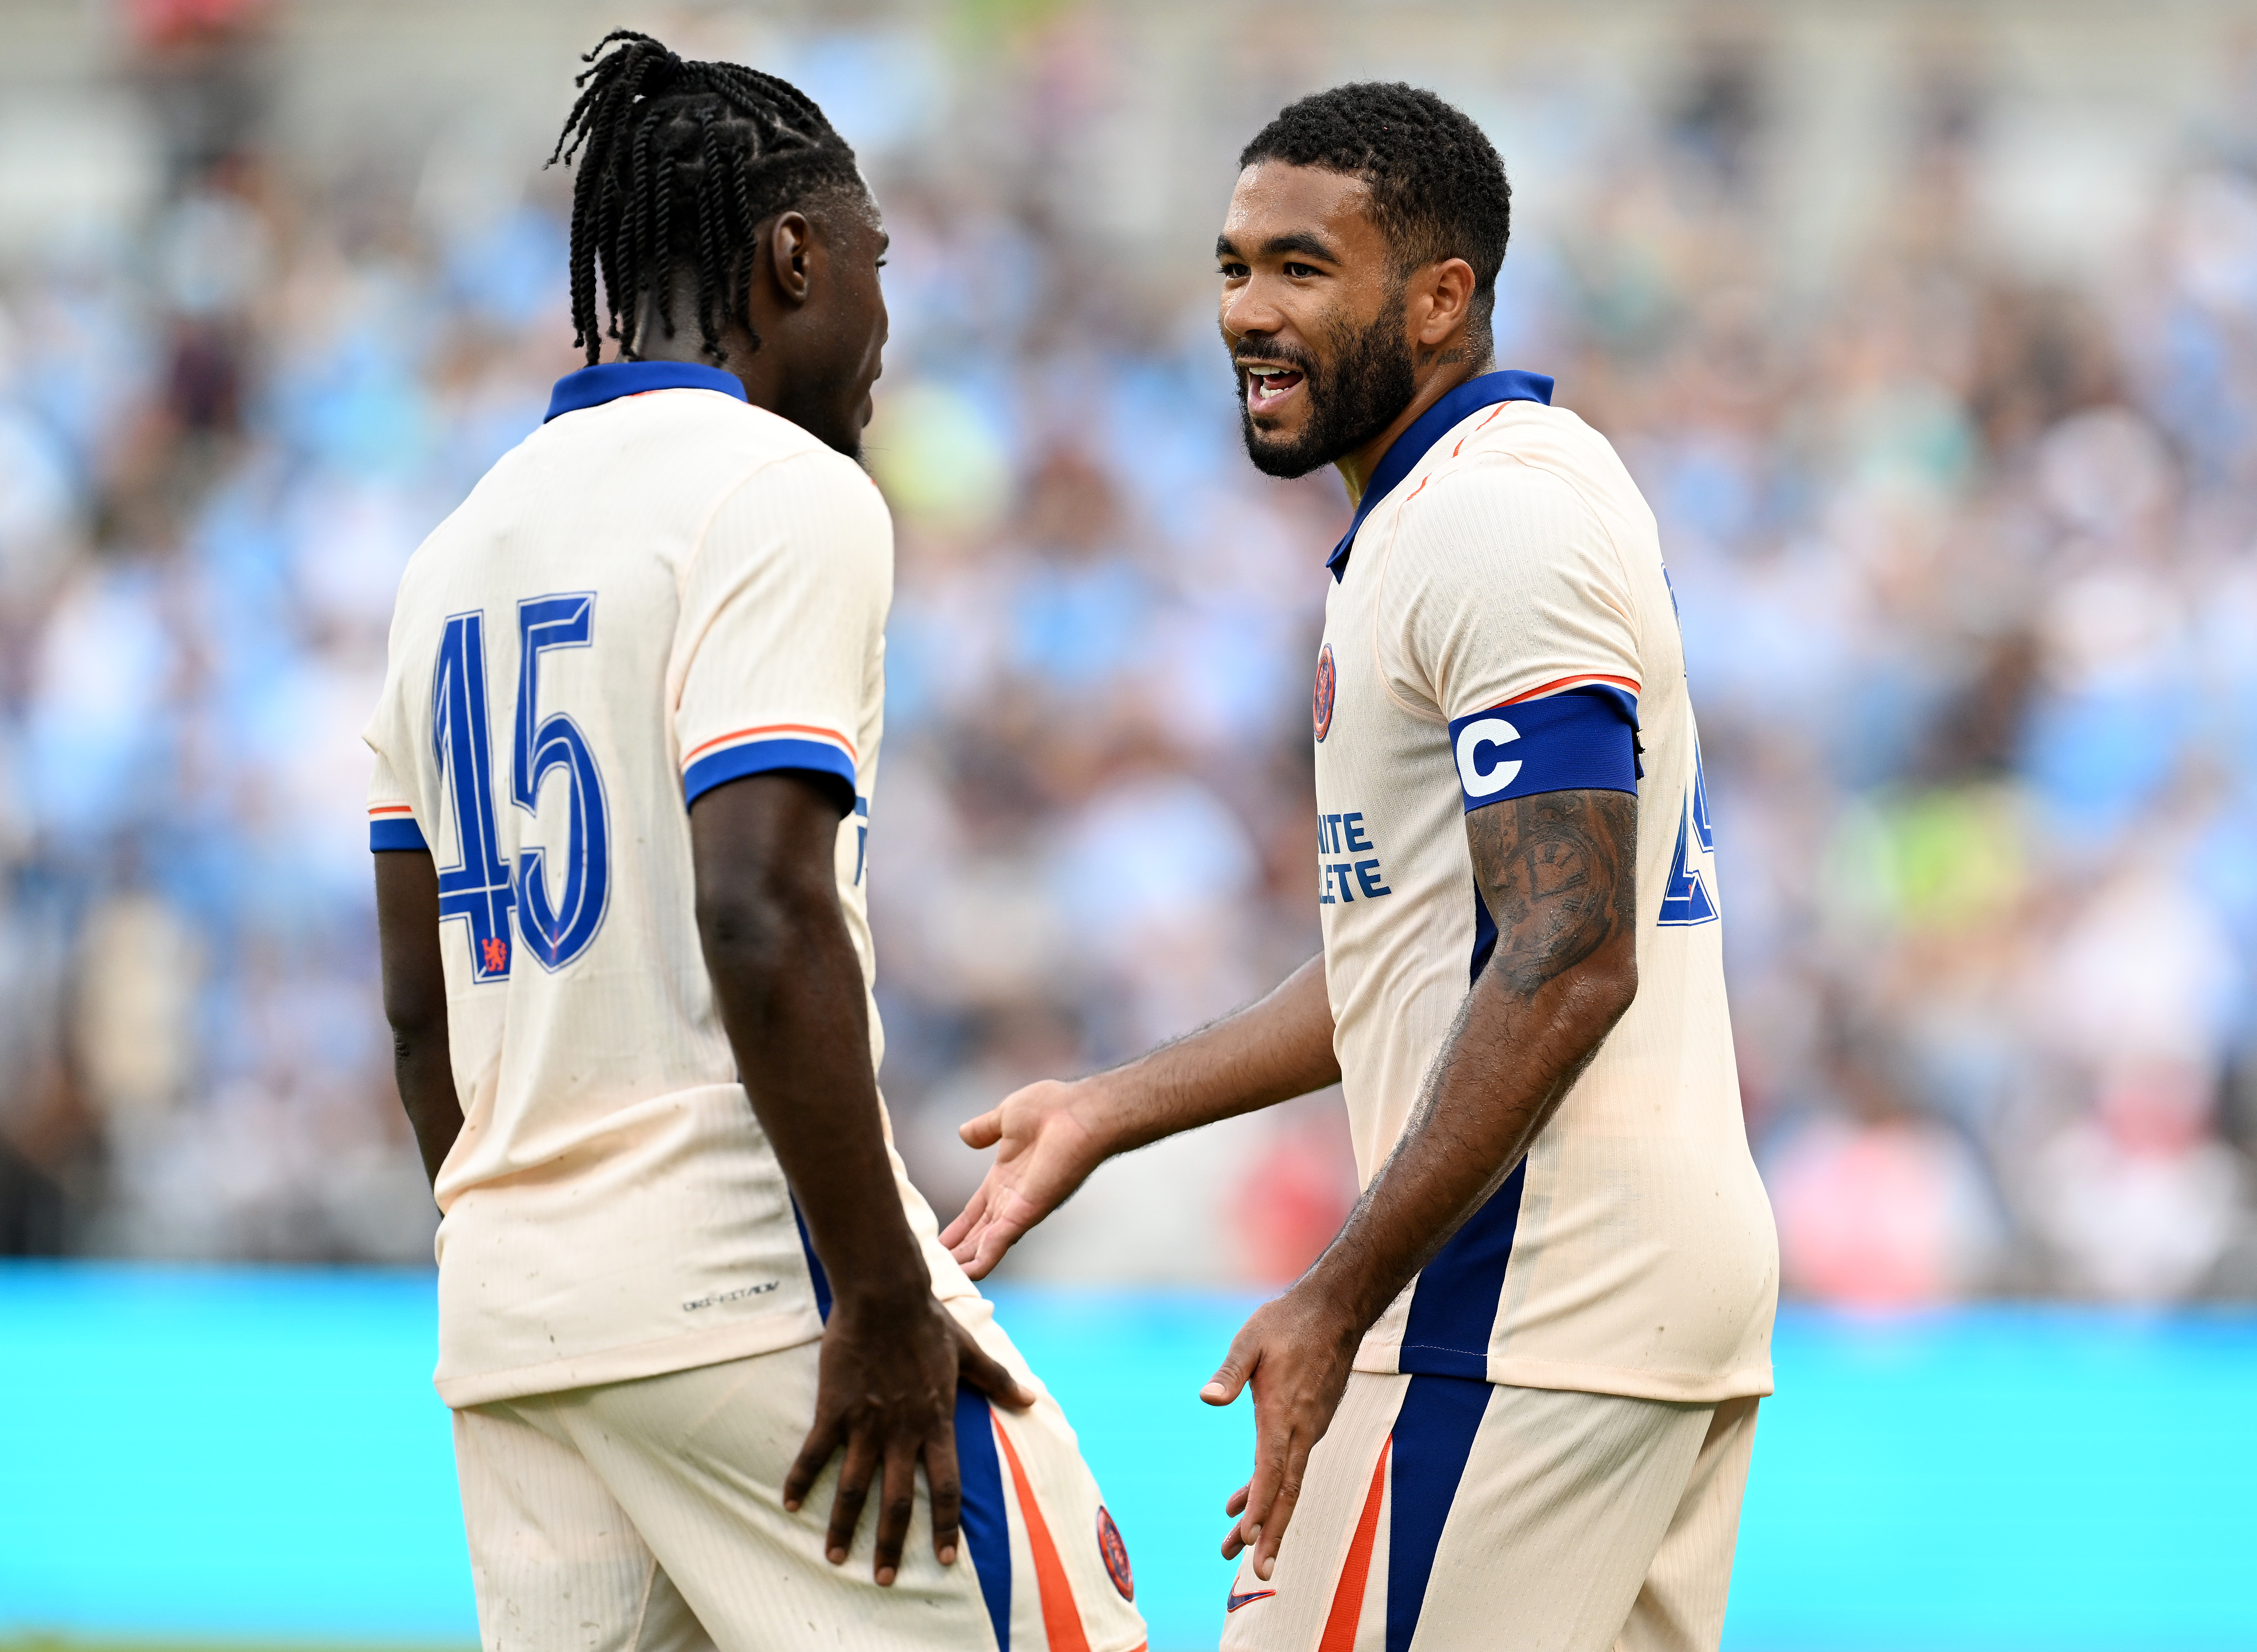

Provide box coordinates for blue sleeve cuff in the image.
[370,817,428,851]
[1448,684,1640,811]
[684,738,859,807]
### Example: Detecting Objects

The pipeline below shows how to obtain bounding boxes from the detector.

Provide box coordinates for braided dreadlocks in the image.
[547,31,865,366]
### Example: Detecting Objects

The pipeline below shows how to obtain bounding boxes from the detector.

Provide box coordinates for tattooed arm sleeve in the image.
[1298,786,1641,1333]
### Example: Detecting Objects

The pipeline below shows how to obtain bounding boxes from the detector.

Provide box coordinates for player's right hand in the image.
[783,1294,1033,1586]
[941,1078,1111,1279]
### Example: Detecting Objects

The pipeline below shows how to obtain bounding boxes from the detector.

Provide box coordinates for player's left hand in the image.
[783,1295,1034,1587]
[1200,1283,1361,1582]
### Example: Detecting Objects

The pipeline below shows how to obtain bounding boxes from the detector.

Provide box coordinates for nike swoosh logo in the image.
[1226,1589,1277,1612]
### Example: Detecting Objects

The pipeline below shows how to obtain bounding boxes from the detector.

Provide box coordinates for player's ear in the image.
[767,212,813,304]
[1417,258,1477,347]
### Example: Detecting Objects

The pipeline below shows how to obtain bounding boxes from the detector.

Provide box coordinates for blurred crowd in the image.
[2,0,2255,1303]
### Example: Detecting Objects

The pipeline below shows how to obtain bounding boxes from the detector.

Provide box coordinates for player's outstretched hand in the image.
[1201,1284,1360,1583]
[941,1078,1111,1279]
[783,1294,1034,1586]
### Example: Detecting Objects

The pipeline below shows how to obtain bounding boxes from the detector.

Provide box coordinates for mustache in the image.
[1233,345,1316,375]
[1227,334,1318,377]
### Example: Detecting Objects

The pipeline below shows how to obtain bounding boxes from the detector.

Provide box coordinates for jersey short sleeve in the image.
[673,450,892,806]
[363,651,427,851]
[1381,458,1644,812]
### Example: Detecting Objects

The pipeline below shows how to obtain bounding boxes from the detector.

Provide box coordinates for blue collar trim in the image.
[1326,369,1555,580]
[544,360,748,423]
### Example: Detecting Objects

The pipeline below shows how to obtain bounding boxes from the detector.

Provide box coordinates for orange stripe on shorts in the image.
[993,1415,1092,1652]
[1316,1436,1391,1652]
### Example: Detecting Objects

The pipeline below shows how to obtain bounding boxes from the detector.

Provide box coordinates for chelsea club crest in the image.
[1096,1505,1133,1600]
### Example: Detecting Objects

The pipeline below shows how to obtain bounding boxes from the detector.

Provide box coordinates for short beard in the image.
[1235,302,1418,480]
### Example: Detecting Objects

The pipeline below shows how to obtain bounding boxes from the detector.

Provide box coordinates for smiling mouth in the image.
[1243,362,1306,415]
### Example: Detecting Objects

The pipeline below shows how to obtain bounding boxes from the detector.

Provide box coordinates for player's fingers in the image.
[938,1182,989,1251]
[1251,1443,1310,1583]
[825,1427,880,1565]
[954,1325,1036,1410]
[1224,1482,1249,1518]
[1233,1398,1294,1550]
[957,1106,1003,1149]
[1201,1319,1264,1405]
[870,1437,919,1586]
[925,1428,962,1567]
[782,1410,843,1514]
[965,1213,1030,1280]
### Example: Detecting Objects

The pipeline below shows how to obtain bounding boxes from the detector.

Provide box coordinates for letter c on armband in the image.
[1454,717,1523,798]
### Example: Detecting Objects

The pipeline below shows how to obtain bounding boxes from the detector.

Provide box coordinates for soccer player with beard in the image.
[941,84,1779,1652]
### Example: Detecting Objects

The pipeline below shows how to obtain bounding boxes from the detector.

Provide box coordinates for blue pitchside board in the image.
[1,1265,2252,1652]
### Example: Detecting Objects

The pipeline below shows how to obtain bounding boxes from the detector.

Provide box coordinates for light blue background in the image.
[2,1266,2252,1651]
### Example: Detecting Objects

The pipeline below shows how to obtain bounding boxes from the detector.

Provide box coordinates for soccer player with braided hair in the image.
[367,33,1145,1652]
[945,84,1778,1652]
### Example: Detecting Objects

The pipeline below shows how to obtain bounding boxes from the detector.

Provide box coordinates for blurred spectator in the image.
[1766,1028,2005,1307]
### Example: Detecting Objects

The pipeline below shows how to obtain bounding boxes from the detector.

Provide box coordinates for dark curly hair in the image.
[1239,83,1511,349]
[546,30,867,366]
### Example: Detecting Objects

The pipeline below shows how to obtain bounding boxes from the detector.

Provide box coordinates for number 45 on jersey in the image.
[431,593,611,982]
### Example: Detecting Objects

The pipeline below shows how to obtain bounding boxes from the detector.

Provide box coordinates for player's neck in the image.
[624,277,771,409]
[1334,347,1493,509]
[623,328,762,401]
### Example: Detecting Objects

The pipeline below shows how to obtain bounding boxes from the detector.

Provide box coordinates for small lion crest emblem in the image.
[1313,643,1336,741]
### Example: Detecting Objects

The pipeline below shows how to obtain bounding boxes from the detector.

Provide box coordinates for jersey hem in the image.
[435,1306,824,1409]
[1353,1343,1774,1403]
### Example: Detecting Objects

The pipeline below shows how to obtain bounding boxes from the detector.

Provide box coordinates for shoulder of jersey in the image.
[564,384,810,451]
[542,390,885,504]
[1441,398,1607,474]
[675,395,883,493]
[1410,401,1639,520]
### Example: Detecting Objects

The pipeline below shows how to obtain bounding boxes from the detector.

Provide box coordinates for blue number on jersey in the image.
[1657,565,1721,924]
[513,593,611,970]
[426,599,613,980]
[1659,741,1720,927]
[432,611,517,980]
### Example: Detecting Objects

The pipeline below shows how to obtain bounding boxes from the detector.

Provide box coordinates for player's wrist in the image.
[1292,1253,1390,1343]
[828,1279,937,1321]
[823,1246,936,1317]
[1059,1069,1140,1157]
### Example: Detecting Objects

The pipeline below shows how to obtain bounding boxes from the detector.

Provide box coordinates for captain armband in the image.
[1446,683,1640,813]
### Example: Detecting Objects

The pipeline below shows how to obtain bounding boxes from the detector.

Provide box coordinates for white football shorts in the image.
[452,1299,1147,1652]
[1219,1372,1757,1652]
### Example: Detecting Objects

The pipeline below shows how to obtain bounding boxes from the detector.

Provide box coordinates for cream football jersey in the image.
[363,362,975,1408]
[1314,372,1779,1404]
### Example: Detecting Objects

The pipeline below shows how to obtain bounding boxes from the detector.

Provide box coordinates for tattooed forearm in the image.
[1466,788,1639,997]
[1283,784,1640,1334]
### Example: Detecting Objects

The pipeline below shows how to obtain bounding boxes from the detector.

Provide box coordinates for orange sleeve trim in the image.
[367,805,415,816]
[1316,1436,1390,1652]
[1500,672,1642,706]
[992,1415,1093,1652]
[681,722,858,764]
